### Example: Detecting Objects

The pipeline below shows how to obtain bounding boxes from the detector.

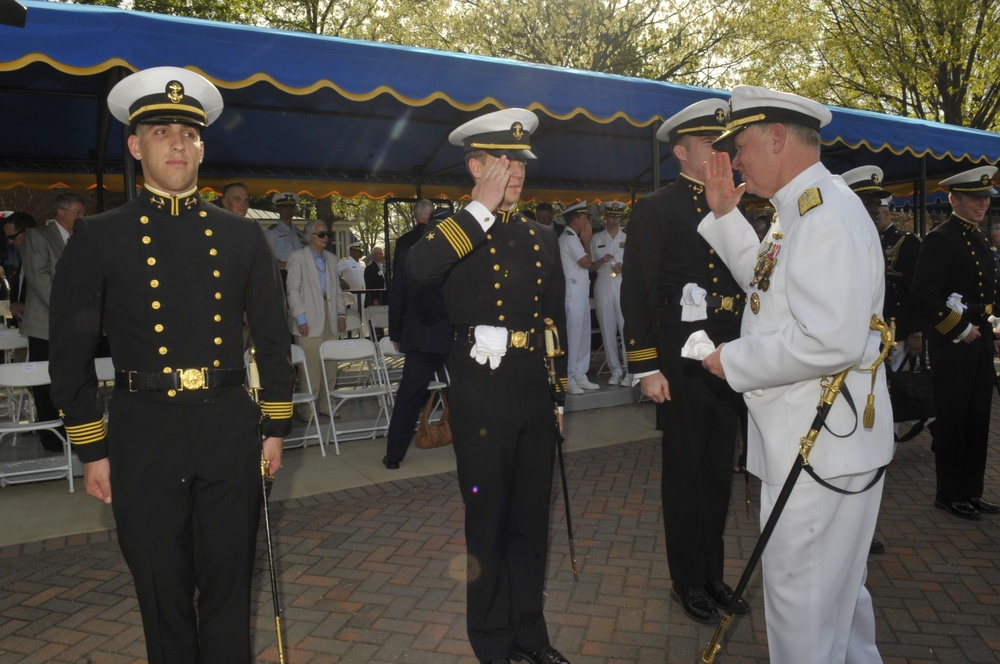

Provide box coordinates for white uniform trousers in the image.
[760,469,884,664]
[593,275,626,379]
[564,285,591,384]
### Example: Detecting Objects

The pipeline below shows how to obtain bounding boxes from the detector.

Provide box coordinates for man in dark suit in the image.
[363,245,386,306]
[381,210,451,469]
[911,166,1000,520]
[620,99,748,625]
[49,66,293,664]
[407,109,570,664]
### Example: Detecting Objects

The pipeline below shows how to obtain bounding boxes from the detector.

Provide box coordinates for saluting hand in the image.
[471,155,511,211]
[704,151,745,217]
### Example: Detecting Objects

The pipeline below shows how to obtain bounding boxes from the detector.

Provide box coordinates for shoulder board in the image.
[797,188,823,216]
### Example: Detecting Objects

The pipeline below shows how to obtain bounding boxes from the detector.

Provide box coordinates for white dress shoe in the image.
[622,373,634,386]
[607,374,622,386]
[577,378,600,390]
[566,384,584,395]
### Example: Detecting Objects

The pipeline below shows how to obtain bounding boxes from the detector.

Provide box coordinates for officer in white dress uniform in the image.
[699,86,893,664]
[559,201,608,393]
[590,201,629,385]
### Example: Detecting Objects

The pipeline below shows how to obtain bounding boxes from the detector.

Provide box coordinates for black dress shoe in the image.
[934,499,980,520]
[968,497,1000,514]
[703,580,750,615]
[382,455,400,470]
[511,647,570,664]
[869,539,885,554]
[670,582,720,624]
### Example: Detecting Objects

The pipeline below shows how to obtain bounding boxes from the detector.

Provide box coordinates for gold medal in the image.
[750,292,760,314]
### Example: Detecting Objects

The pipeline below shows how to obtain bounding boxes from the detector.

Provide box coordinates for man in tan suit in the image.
[22,192,85,453]
[285,218,347,418]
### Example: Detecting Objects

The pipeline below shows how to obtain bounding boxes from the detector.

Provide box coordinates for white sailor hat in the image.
[561,201,588,219]
[602,201,628,216]
[714,85,832,151]
[348,241,364,251]
[939,166,998,197]
[656,98,728,144]
[273,192,300,206]
[449,109,539,160]
[108,66,223,130]
[842,166,891,198]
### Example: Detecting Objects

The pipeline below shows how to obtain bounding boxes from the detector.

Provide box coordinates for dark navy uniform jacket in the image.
[622,174,744,376]
[407,207,567,397]
[911,214,1000,342]
[49,186,294,463]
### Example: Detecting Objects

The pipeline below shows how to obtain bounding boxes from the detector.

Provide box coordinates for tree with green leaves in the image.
[736,0,1000,131]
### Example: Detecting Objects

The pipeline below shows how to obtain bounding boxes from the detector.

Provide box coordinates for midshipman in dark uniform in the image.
[620,98,748,625]
[407,109,570,664]
[49,66,294,663]
[911,166,1000,520]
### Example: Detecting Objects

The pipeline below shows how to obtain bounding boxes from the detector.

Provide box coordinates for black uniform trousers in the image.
[658,349,740,589]
[384,349,448,464]
[929,324,994,503]
[108,388,263,664]
[449,343,555,661]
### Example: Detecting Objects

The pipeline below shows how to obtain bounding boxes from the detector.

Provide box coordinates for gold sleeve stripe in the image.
[626,348,658,362]
[934,309,962,335]
[66,419,107,445]
[260,401,294,419]
[437,218,473,257]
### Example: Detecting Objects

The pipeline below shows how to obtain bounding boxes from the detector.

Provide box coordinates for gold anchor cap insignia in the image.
[166,80,184,104]
[511,122,524,140]
[715,108,726,124]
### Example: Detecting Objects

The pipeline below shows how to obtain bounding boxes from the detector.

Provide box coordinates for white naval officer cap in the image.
[108,66,223,130]
[561,201,588,220]
[602,201,627,216]
[842,166,891,198]
[713,85,832,151]
[449,109,539,160]
[656,98,728,144]
[273,192,300,206]
[939,166,998,197]
[348,241,364,250]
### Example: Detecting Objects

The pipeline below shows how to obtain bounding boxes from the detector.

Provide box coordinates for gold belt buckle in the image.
[721,296,734,312]
[986,304,993,315]
[178,368,209,391]
[509,330,528,349]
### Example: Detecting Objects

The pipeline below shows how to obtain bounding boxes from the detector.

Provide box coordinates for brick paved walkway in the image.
[2,430,998,663]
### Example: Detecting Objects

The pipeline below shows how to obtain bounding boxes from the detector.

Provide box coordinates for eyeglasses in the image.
[60,207,86,217]
[312,231,330,238]
[6,229,25,241]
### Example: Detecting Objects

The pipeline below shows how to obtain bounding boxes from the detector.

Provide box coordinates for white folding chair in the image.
[319,338,392,454]
[367,308,390,340]
[286,343,327,456]
[340,309,363,339]
[0,361,73,492]
[0,330,30,421]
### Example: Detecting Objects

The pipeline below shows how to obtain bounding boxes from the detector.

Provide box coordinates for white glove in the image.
[946,292,966,314]
[680,283,708,322]
[680,330,716,360]
[469,325,507,370]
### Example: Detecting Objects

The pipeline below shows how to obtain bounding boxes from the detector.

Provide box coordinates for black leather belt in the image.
[115,368,246,392]
[453,325,545,350]
[666,294,743,315]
